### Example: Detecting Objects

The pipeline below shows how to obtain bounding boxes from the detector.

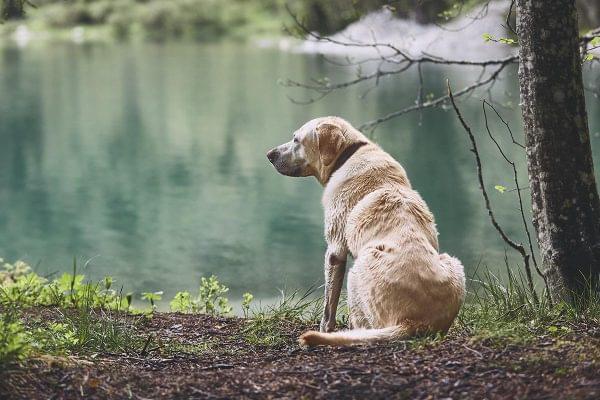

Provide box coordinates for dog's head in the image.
[267,116,365,184]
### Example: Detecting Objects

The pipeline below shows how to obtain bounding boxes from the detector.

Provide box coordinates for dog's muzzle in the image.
[266,148,279,164]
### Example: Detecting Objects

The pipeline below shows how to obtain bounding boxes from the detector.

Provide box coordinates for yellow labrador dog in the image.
[267,116,465,346]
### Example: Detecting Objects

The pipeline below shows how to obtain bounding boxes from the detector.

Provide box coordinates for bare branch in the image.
[447,80,539,304]
[503,0,517,36]
[285,4,518,67]
[482,100,552,304]
[484,99,524,148]
[433,1,491,33]
[359,61,511,131]
[415,62,424,125]
[285,4,406,57]
[283,62,412,93]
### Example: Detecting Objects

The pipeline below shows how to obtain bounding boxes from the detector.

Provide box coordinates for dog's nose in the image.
[266,149,279,163]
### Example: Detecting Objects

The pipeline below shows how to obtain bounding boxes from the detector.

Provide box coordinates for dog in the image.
[266,116,465,346]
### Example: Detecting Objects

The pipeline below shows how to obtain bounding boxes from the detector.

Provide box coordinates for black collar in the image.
[326,141,368,183]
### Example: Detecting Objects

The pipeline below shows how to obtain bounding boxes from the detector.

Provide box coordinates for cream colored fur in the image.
[266,116,466,347]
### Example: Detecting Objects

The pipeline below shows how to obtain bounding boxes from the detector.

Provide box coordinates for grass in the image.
[0,257,148,365]
[457,265,600,346]
[28,308,144,356]
[242,287,323,346]
[1,256,599,369]
[1,302,145,365]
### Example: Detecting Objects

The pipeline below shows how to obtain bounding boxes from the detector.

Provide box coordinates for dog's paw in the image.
[298,335,309,348]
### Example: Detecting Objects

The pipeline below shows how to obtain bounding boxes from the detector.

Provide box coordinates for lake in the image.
[1,43,599,308]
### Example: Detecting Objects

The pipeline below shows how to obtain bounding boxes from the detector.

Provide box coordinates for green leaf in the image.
[584,53,595,62]
[482,33,493,42]
[494,185,507,193]
[141,291,163,301]
[170,291,192,312]
[104,276,113,290]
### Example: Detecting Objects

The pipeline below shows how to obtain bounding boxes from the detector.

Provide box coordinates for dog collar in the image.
[327,141,368,183]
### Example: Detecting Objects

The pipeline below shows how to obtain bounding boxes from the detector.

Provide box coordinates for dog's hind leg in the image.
[347,268,369,329]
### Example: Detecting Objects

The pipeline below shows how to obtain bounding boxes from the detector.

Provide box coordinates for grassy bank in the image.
[1,258,599,398]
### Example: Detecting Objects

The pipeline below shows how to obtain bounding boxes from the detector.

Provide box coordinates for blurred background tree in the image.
[1,0,25,20]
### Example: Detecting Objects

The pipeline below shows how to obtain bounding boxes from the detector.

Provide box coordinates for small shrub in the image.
[107,12,133,39]
[0,258,129,311]
[44,3,95,28]
[170,275,232,315]
[87,0,117,24]
[141,291,163,311]
[0,258,31,284]
[137,1,183,41]
[242,292,254,318]
[0,311,29,366]
[0,258,146,359]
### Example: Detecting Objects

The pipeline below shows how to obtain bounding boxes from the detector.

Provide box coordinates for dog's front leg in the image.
[320,247,347,333]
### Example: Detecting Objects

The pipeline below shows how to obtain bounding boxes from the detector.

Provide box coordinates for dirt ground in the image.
[1,310,600,399]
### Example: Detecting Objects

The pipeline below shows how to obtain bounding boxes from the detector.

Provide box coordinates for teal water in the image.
[1,43,599,306]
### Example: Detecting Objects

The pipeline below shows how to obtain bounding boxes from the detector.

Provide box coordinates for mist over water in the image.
[296,1,515,61]
[1,43,599,305]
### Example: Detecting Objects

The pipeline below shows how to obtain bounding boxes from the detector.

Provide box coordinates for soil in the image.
[1,308,599,399]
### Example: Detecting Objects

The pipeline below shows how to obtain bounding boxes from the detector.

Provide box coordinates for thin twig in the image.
[360,62,510,131]
[139,334,153,357]
[482,100,552,304]
[483,99,524,148]
[285,3,518,68]
[504,0,517,36]
[461,343,484,358]
[447,80,539,304]
[434,1,491,33]
[416,62,424,125]
[283,7,599,132]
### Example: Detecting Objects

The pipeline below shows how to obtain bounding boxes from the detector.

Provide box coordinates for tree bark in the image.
[517,0,600,301]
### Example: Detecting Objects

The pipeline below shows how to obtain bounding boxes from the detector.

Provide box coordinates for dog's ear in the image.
[317,122,345,167]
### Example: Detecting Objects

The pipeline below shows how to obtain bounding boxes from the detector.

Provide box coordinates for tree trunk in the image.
[517,0,600,301]
[1,0,24,20]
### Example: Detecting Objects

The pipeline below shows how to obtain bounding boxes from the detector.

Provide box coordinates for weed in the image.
[0,258,129,311]
[0,258,145,363]
[141,291,163,311]
[243,287,320,347]
[241,292,254,318]
[458,265,600,345]
[0,309,29,365]
[170,275,232,316]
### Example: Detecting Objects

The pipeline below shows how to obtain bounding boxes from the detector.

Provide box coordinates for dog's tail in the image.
[298,323,416,347]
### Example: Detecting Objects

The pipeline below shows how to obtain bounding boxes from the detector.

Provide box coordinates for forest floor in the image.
[1,307,599,399]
